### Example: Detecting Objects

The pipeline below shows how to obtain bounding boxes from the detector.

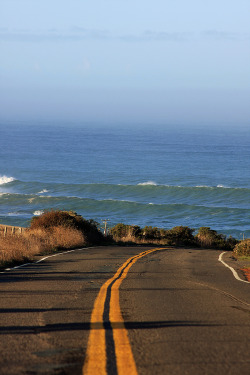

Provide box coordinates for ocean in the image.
[0,122,249,239]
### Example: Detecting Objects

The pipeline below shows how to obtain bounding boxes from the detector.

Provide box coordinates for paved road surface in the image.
[0,246,249,375]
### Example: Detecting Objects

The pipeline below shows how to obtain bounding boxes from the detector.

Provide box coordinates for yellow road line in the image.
[83,248,165,375]
[83,285,107,375]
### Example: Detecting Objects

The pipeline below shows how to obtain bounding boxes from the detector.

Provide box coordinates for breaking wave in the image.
[137,181,158,186]
[33,210,44,216]
[0,175,16,185]
[0,179,249,238]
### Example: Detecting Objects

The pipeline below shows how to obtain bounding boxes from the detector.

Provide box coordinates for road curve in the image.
[0,246,249,375]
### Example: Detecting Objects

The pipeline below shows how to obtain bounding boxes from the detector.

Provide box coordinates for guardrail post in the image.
[0,224,26,236]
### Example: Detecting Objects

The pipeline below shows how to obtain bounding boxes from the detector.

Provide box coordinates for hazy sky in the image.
[1,0,249,126]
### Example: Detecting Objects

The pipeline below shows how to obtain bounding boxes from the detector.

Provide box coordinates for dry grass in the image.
[0,226,86,268]
[113,233,167,246]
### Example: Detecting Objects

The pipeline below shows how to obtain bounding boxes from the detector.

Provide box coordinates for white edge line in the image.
[0,247,92,274]
[219,252,250,284]
[35,248,81,263]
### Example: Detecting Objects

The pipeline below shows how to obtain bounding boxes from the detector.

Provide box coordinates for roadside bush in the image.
[226,236,239,250]
[143,226,161,240]
[195,227,237,250]
[164,226,195,246]
[131,225,143,239]
[110,224,142,243]
[30,210,78,230]
[233,239,250,257]
[30,210,104,244]
[109,223,131,240]
[109,223,195,246]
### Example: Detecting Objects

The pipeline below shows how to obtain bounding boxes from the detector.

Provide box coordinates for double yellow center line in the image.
[82,248,165,375]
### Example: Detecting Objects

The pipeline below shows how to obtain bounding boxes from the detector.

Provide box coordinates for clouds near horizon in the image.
[1,27,249,43]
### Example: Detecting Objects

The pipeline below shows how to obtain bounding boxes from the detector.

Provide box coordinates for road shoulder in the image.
[220,251,250,282]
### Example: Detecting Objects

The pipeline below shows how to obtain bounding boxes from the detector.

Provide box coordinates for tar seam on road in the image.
[82,248,166,375]
[219,252,250,284]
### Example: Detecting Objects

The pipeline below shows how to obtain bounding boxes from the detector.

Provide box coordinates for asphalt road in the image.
[0,246,249,375]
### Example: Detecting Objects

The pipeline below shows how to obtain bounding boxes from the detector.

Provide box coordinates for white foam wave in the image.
[217,184,229,188]
[137,181,157,186]
[105,198,135,203]
[0,175,15,185]
[8,212,22,216]
[33,210,44,216]
[38,189,49,194]
[195,184,230,189]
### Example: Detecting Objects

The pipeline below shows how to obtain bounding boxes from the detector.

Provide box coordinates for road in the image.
[0,246,249,375]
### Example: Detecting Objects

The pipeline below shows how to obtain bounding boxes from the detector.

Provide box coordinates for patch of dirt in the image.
[241,268,250,282]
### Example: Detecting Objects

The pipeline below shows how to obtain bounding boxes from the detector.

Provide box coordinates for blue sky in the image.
[1,0,249,126]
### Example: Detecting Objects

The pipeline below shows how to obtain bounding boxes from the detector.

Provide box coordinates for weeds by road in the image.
[0,226,86,269]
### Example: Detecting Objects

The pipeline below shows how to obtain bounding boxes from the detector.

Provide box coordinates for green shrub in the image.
[195,227,237,250]
[30,210,104,244]
[110,224,195,245]
[233,239,250,257]
[164,226,195,246]
[131,225,143,238]
[109,222,238,249]
[226,236,239,250]
[109,224,142,241]
[142,226,160,240]
[109,223,131,240]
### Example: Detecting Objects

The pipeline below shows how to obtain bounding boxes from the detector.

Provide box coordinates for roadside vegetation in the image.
[233,239,250,258]
[30,210,104,245]
[0,210,104,269]
[0,210,246,270]
[0,226,86,268]
[232,239,250,282]
[109,223,238,249]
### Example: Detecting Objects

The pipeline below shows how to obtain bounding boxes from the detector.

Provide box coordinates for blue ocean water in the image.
[0,122,249,239]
